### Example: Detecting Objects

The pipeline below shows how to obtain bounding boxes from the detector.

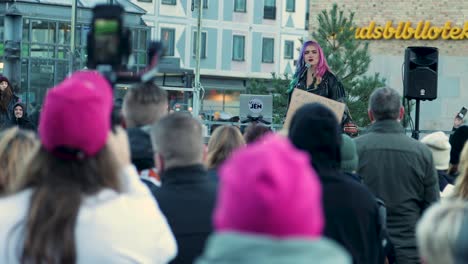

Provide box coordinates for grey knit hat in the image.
[340,134,358,173]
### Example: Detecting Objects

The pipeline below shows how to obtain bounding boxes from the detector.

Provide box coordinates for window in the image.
[161,0,176,5]
[137,0,153,2]
[263,0,276,19]
[262,38,274,63]
[234,0,246,12]
[284,40,294,59]
[193,31,207,58]
[232,35,245,61]
[286,0,295,12]
[161,28,175,56]
[194,0,208,8]
[133,29,149,66]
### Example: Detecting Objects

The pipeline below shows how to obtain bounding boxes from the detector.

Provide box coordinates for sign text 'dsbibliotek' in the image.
[355,21,468,40]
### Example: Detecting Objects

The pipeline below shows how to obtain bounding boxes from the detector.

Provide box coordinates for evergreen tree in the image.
[312,3,387,127]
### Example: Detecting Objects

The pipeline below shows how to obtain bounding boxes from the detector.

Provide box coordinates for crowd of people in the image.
[0,40,467,264]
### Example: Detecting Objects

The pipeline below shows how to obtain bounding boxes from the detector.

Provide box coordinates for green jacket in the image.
[355,120,440,264]
[195,232,351,264]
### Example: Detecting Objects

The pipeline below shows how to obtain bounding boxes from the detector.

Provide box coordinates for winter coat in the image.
[296,70,346,103]
[355,119,440,264]
[288,103,385,264]
[0,165,177,263]
[127,125,162,190]
[195,232,351,264]
[152,164,217,264]
[10,102,36,131]
[0,94,19,130]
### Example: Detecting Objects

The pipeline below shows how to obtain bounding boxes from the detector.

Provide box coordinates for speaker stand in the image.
[411,99,421,140]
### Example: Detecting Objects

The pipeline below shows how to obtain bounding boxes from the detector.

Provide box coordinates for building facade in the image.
[132,0,309,116]
[0,0,150,110]
[309,1,468,131]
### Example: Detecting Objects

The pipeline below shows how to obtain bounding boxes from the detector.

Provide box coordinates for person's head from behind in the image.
[453,142,468,199]
[243,123,271,144]
[296,40,329,78]
[122,82,168,128]
[288,103,342,174]
[13,71,121,263]
[0,127,38,194]
[416,200,468,264]
[0,76,13,112]
[206,125,245,169]
[214,134,323,238]
[151,112,204,172]
[368,87,404,123]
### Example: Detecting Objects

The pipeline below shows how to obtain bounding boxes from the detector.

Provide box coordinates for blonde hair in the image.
[416,200,468,264]
[0,127,39,194]
[206,125,245,169]
[453,142,468,199]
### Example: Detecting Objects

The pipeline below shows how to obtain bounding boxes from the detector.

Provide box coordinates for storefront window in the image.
[17,17,148,108]
[31,20,56,43]
[0,16,4,41]
[20,60,29,98]
[203,89,240,116]
[56,61,69,84]
[30,44,54,58]
[22,19,30,42]
[21,43,30,57]
[29,59,55,106]
[58,22,71,45]
[0,16,4,60]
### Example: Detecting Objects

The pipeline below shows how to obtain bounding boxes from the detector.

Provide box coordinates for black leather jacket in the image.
[289,70,351,124]
[296,70,346,102]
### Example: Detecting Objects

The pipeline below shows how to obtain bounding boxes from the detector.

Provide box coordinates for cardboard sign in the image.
[284,88,345,129]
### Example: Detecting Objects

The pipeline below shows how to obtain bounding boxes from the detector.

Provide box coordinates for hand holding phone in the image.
[454,107,467,128]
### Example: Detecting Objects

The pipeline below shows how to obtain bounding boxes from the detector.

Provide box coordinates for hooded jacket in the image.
[10,102,36,131]
[288,103,384,264]
[195,232,351,264]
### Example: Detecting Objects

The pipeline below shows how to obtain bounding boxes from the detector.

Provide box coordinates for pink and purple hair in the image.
[295,40,330,79]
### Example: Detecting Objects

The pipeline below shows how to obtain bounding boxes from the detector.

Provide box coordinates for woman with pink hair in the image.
[288,41,355,132]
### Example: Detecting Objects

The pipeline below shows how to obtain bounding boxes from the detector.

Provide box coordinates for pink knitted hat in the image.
[214,134,324,238]
[39,71,113,159]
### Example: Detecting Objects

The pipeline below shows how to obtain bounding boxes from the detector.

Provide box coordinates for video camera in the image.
[87,4,165,128]
[87,4,163,85]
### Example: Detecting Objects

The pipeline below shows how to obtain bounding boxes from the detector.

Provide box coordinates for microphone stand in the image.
[295,64,310,89]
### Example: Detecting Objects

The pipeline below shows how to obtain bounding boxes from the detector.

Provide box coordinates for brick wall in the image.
[309,1,468,56]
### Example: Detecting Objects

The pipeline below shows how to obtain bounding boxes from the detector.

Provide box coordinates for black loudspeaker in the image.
[403,46,438,101]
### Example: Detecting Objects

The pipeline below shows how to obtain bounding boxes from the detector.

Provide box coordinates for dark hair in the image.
[288,103,342,173]
[243,123,271,144]
[369,87,402,121]
[0,81,13,112]
[13,145,120,263]
[123,82,168,128]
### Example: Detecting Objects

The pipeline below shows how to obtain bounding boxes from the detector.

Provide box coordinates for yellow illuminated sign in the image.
[355,21,468,40]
